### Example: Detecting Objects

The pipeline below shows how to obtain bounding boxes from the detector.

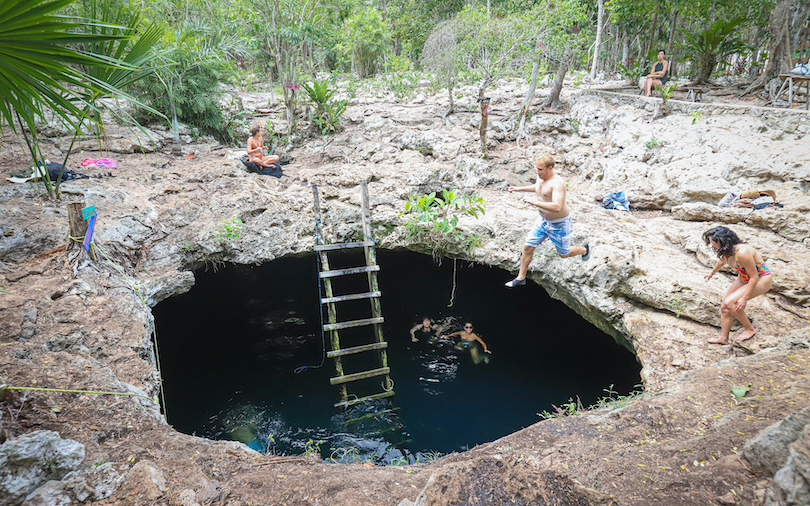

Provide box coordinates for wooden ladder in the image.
[312,182,394,409]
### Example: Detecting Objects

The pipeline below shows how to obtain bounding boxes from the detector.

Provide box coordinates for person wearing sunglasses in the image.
[441,323,491,364]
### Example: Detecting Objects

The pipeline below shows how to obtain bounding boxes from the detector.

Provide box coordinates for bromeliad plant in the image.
[301,79,347,134]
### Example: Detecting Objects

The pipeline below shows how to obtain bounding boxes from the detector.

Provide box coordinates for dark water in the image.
[153,249,640,463]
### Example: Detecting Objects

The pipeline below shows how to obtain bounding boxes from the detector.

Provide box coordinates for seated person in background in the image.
[644,49,669,97]
[409,317,446,343]
[247,125,280,168]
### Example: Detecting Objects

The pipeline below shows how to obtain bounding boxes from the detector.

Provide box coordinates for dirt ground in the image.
[1,82,809,505]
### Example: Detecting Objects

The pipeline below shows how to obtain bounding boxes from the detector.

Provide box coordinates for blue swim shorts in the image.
[524,215,571,254]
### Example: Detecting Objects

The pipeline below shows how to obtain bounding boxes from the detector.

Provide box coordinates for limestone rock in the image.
[118,461,166,501]
[0,430,85,506]
[63,462,128,501]
[764,426,810,506]
[196,478,223,504]
[744,406,810,473]
[21,481,71,506]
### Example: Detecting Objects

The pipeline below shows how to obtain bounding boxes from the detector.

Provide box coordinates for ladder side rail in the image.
[313,184,348,404]
[361,183,392,387]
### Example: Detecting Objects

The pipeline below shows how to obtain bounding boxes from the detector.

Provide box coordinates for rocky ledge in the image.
[0,83,809,505]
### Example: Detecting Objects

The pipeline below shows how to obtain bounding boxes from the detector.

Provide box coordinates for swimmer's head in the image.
[249,125,262,136]
[703,226,741,259]
[422,317,432,327]
[463,322,473,332]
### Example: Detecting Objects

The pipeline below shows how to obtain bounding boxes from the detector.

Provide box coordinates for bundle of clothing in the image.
[718,189,782,210]
[6,161,114,183]
[240,155,283,178]
[602,191,630,211]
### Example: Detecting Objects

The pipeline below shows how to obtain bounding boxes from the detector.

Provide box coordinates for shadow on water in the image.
[153,249,641,463]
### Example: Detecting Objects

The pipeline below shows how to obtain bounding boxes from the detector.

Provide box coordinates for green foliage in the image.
[328,446,374,464]
[655,82,677,104]
[689,111,703,125]
[644,137,661,149]
[213,217,243,249]
[731,384,751,398]
[180,242,196,252]
[415,451,443,464]
[538,384,646,419]
[617,58,645,83]
[668,296,685,318]
[302,439,321,457]
[131,24,247,143]
[679,18,748,83]
[335,6,391,78]
[399,189,486,255]
[93,459,106,468]
[301,79,348,134]
[388,456,409,466]
[0,0,140,198]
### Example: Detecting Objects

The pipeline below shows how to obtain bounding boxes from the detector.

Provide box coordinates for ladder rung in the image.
[335,390,395,408]
[323,317,384,331]
[330,367,390,385]
[321,291,381,304]
[320,265,379,278]
[327,342,388,358]
[315,241,374,251]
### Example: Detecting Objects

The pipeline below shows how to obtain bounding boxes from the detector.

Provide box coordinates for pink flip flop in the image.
[80,157,97,167]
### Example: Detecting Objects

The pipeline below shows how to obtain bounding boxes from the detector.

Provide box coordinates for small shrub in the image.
[645,137,661,149]
[301,79,348,134]
[213,217,243,250]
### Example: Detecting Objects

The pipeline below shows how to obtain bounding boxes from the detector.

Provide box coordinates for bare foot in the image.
[707,336,729,345]
[737,328,757,341]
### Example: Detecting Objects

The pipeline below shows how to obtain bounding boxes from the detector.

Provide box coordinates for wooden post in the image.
[67,202,87,250]
[312,184,347,404]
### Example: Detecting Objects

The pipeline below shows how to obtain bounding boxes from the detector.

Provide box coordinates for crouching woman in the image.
[703,226,773,345]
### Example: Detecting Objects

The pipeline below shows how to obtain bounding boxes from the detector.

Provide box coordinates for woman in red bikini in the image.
[703,226,773,345]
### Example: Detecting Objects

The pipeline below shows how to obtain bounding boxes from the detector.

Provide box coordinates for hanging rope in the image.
[2,385,158,404]
[294,221,326,374]
[66,235,168,418]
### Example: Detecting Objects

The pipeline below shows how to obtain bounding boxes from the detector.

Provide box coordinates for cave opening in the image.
[153,249,641,464]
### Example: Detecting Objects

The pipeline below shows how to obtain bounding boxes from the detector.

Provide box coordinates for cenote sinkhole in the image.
[153,249,641,464]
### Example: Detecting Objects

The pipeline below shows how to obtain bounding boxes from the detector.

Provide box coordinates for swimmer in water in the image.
[441,322,491,364]
[409,317,446,342]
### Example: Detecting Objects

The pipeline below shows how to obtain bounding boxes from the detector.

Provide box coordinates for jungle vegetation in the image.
[1,0,808,193]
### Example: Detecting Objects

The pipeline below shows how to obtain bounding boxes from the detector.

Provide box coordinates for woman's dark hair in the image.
[703,226,742,259]
[657,49,665,55]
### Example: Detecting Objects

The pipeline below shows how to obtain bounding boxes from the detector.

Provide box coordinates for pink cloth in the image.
[80,157,117,169]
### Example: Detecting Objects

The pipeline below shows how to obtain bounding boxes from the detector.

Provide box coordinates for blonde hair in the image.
[249,125,261,136]
[536,154,555,169]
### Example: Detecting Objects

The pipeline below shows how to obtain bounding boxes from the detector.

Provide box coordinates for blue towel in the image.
[602,191,630,211]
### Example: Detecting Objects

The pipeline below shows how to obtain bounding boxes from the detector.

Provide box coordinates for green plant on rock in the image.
[302,439,321,457]
[617,57,645,85]
[301,79,347,134]
[399,189,485,307]
[645,137,661,149]
[213,217,243,250]
[690,111,703,125]
[388,455,409,466]
[668,296,685,318]
[655,82,677,104]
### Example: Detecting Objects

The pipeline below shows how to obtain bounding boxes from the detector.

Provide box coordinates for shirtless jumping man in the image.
[505,154,590,288]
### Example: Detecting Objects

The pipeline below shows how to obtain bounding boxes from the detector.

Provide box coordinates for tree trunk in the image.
[645,5,660,58]
[446,83,454,116]
[542,59,569,109]
[742,0,791,94]
[590,0,605,80]
[283,87,296,133]
[621,29,629,65]
[694,52,716,84]
[478,87,489,158]
[666,11,679,77]
[517,55,542,129]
